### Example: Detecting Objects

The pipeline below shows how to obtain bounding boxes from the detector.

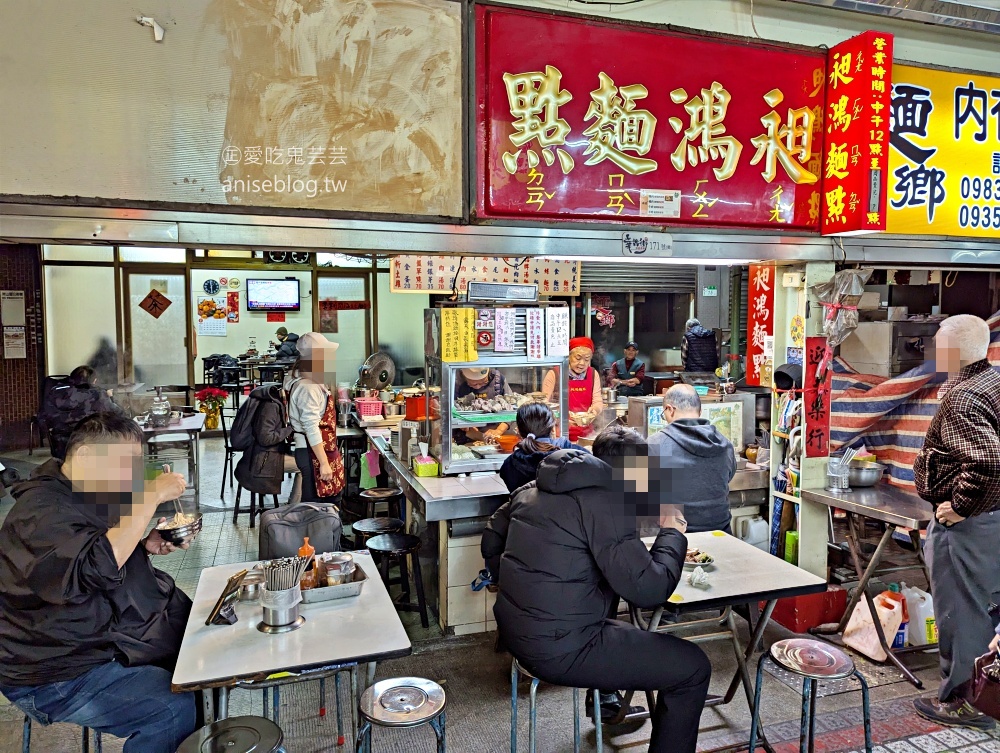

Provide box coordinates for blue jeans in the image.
[1,661,197,753]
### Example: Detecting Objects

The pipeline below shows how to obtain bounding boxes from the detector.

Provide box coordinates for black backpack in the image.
[229,380,301,453]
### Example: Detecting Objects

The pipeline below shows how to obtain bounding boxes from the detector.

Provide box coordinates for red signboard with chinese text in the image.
[746,264,775,387]
[476,6,827,229]
[804,336,832,457]
[820,31,894,235]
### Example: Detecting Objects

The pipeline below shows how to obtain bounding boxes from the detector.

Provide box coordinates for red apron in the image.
[568,367,597,442]
[312,393,346,498]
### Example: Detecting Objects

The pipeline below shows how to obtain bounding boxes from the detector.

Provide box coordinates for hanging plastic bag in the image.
[843,591,903,662]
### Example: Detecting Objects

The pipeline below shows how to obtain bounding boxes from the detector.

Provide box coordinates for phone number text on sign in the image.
[957,176,1000,230]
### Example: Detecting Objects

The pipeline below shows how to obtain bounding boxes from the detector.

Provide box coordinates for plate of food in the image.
[683,548,715,571]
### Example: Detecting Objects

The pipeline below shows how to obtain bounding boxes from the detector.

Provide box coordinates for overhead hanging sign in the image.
[820,31,894,235]
[391,256,580,295]
[887,64,1000,238]
[476,5,827,229]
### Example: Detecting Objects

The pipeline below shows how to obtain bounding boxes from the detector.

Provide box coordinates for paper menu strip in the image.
[441,308,478,363]
[546,307,569,357]
[527,308,545,361]
[494,308,517,352]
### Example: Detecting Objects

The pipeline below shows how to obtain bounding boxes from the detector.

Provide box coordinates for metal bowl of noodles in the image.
[155,512,203,546]
[848,461,886,488]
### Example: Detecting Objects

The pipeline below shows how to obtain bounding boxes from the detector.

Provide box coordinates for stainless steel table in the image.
[632,531,827,753]
[172,553,411,743]
[801,484,935,688]
[141,412,205,504]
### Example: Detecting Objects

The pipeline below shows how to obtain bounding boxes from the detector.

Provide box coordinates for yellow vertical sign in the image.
[441,308,478,363]
[886,64,1000,238]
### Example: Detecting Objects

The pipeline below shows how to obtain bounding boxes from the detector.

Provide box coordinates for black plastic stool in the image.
[358,487,405,520]
[367,533,429,628]
[233,485,279,528]
[353,517,405,548]
[177,716,285,753]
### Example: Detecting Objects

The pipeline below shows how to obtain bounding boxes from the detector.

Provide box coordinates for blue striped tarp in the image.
[829,310,1000,489]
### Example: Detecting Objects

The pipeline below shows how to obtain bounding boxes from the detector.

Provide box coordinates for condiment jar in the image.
[298,537,317,590]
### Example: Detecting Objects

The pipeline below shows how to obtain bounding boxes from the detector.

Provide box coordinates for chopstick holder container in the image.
[258,585,304,634]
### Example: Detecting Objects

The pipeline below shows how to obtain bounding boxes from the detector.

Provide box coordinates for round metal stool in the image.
[367,533,429,628]
[358,487,405,520]
[749,638,872,753]
[353,517,405,548]
[356,677,446,753]
[177,715,285,753]
[511,658,602,753]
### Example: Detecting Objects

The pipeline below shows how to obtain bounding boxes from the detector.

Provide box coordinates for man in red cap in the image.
[543,337,604,442]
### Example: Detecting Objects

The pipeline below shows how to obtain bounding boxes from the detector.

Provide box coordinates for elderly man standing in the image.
[912,314,1000,730]
[648,384,736,534]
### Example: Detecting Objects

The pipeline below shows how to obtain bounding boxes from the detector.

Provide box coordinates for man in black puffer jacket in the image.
[482,428,710,753]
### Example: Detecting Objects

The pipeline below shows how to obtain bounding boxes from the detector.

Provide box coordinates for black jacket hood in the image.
[284,333,299,343]
[688,325,715,339]
[536,449,610,494]
[11,458,70,501]
[661,418,731,459]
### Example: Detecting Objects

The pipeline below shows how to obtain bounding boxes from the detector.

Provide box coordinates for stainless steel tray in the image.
[300,567,367,603]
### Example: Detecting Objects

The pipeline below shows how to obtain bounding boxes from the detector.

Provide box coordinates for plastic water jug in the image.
[739,515,769,552]
[902,583,937,646]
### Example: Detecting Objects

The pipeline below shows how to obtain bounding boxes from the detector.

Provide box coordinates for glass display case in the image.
[423,306,570,475]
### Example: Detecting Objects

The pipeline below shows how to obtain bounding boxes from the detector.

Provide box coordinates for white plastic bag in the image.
[261,585,302,610]
[843,593,902,662]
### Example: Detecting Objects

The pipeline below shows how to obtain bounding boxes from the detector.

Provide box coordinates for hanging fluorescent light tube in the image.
[536,254,756,265]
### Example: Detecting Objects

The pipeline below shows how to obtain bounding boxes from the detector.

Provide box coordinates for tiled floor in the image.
[0,440,985,753]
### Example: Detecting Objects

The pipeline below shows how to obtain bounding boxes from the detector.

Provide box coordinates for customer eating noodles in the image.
[0,413,198,753]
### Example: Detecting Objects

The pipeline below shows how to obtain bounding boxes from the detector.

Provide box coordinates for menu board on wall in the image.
[390,256,580,295]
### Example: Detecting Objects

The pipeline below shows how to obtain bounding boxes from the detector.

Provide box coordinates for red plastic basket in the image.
[354,398,383,418]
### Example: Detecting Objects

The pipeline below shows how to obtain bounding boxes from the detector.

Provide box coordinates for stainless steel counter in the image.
[368,429,770,522]
[368,432,508,522]
[802,483,933,528]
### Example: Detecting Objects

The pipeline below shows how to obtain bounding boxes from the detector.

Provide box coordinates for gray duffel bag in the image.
[258,502,343,559]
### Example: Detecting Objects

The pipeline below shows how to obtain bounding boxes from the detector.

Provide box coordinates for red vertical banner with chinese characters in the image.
[820,31,893,234]
[804,336,832,457]
[476,5,827,229]
[746,264,775,387]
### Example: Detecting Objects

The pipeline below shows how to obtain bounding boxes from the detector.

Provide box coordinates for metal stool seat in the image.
[366,533,429,628]
[358,487,404,520]
[22,715,102,753]
[749,638,872,753]
[177,715,284,753]
[511,658,602,753]
[353,517,405,547]
[356,677,446,753]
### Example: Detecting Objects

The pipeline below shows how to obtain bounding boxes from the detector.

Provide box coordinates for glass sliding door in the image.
[316,275,370,387]
[124,269,190,388]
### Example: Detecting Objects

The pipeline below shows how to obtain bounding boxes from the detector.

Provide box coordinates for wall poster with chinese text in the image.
[390,256,580,295]
[476,5,827,229]
[746,264,775,387]
[886,64,1000,238]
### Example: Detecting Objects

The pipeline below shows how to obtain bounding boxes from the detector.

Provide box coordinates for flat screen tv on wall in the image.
[246,278,301,312]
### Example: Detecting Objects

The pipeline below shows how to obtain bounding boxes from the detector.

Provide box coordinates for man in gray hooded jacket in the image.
[648,384,736,534]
